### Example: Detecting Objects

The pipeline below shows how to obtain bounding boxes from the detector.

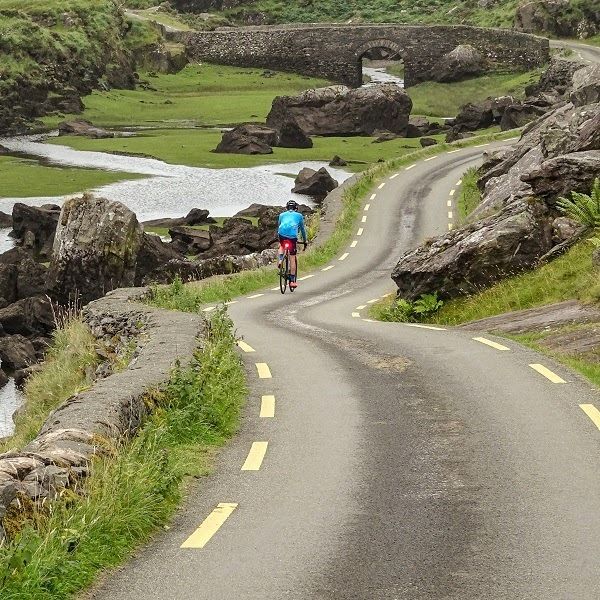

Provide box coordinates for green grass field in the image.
[0,156,140,199]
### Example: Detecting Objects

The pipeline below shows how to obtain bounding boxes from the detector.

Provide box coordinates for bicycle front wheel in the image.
[279,254,289,294]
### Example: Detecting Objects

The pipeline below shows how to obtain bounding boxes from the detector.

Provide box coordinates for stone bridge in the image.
[184,24,550,87]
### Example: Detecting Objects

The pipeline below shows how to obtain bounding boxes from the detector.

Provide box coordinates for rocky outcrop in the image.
[58,120,115,139]
[514,0,599,38]
[392,198,553,300]
[391,61,600,300]
[527,57,586,97]
[0,212,11,228]
[0,287,202,533]
[215,125,275,155]
[277,120,313,149]
[499,96,556,130]
[292,167,339,200]
[267,84,413,137]
[48,195,144,305]
[11,203,60,259]
[169,227,212,254]
[0,335,37,371]
[142,208,216,230]
[0,297,54,338]
[0,248,47,307]
[430,44,487,83]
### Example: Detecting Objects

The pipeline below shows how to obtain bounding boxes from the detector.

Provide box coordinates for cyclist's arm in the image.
[299,217,308,244]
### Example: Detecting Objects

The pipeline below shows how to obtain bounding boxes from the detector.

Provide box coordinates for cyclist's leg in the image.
[289,238,298,285]
[277,236,285,267]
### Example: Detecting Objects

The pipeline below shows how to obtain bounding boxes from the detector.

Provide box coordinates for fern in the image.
[557,178,600,228]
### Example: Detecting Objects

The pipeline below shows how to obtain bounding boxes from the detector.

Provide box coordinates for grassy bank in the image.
[456,166,482,223]
[0,309,245,599]
[0,317,98,454]
[0,156,141,199]
[149,129,517,311]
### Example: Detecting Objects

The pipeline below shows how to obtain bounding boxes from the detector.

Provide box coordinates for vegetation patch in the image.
[456,166,482,223]
[0,309,245,599]
[0,156,141,200]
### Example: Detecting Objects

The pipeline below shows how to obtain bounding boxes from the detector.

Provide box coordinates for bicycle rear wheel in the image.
[279,254,289,294]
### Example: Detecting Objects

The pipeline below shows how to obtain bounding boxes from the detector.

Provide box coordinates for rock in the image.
[329,155,348,167]
[0,296,54,337]
[406,116,432,138]
[430,44,487,83]
[234,203,313,229]
[203,218,275,258]
[420,137,438,147]
[22,465,71,500]
[0,335,37,371]
[453,102,494,132]
[0,145,9,156]
[0,248,48,305]
[445,130,474,143]
[500,97,555,130]
[48,194,144,305]
[515,0,599,38]
[11,203,60,259]
[0,211,11,228]
[58,119,114,139]
[45,90,84,115]
[372,129,399,143]
[391,198,553,301]
[215,125,274,155]
[277,120,313,149]
[169,226,212,255]
[552,216,580,243]
[184,208,215,226]
[13,365,43,388]
[267,84,413,137]
[521,151,600,203]
[0,369,7,389]
[292,168,338,199]
[527,57,586,97]
[570,64,600,107]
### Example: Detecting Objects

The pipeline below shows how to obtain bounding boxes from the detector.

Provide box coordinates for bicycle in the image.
[279,239,306,294]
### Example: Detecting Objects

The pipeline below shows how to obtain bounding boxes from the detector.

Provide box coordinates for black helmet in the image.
[286,200,298,211]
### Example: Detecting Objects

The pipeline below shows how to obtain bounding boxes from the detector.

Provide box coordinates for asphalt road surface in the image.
[550,39,600,64]
[90,137,600,599]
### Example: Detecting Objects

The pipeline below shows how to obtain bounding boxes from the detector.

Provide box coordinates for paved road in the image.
[550,39,600,63]
[91,139,600,599]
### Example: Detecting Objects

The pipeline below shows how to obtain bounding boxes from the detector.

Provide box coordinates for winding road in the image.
[91,140,600,599]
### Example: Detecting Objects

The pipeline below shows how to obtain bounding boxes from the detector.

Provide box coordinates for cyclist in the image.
[278,200,307,289]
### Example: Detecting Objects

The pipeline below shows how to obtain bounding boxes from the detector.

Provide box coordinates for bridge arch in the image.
[354,38,406,87]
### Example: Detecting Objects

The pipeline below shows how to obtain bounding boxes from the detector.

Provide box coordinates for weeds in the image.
[0,309,245,599]
[371,293,443,322]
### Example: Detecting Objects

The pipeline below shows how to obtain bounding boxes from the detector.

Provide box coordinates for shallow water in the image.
[0,228,13,253]
[0,378,22,439]
[363,67,404,88]
[0,135,352,223]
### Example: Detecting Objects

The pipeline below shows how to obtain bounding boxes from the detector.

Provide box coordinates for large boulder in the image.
[134,233,184,286]
[522,151,600,202]
[0,335,37,371]
[47,195,144,305]
[277,120,313,149]
[142,208,216,230]
[0,248,47,306]
[570,64,600,107]
[292,168,338,200]
[215,125,274,155]
[392,199,553,301]
[500,96,556,130]
[169,227,212,255]
[0,296,54,337]
[452,102,494,132]
[11,203,60,259]
[0,212,11,228]
[515,0,599,38]
[267,84,413,137]
[202,218,276,258]
[58,120,114,139]
[527,57,587,97]
[430,44,487,83]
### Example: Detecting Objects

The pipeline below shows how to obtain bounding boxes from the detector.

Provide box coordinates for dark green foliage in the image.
[558,178,600,229]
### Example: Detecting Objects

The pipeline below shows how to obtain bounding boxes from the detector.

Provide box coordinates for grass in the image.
[0,156,141,199]
[0,309,246,599]
[42,64,331,129]
[456,166,481,222]
[407,69,544,117]
[149,128,519,312]
[431,240,600,326]
[0,317,98,454]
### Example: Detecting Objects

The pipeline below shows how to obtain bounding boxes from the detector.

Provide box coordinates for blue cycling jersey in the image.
[278,210,307,241]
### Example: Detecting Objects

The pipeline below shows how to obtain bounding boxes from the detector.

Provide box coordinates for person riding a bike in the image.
[278,200,307,290]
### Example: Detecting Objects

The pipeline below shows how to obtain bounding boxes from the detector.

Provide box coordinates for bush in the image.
[557,178,600,229]
[373,293,444,322]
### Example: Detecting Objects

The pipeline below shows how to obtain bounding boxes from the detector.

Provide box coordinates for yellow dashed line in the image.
[322,265,335,271]
[529,364,566,383]
[473,337,510,351]
[357,227,364,236]
[339,253,349,261]
[352,312,361,318]
[241,442,269,471]
[367,299,379,304]
[237,341,256,353]
[247,293,264,299]
[356,305,367,310]
[361,215,367,223]
[579,404,600,431]
[225,300,238,306]
[390,173,399,180]
[378,183,386,190]
[449,189,456,196]
[370,193,377,201]
[447,200,452,207]
[364,204,370,211]
[448,211,453,219]
[181,503,238,549]
[260,395,275,418]
[475,143,490,148]
[362,318,376,323]
[447,149,461,154]
[456,179,463,186]
[256,363,272,379]
[271,286,280,291]
[424,156,438,162]
[202,306,216,313]
[405,164,416,170]
[351,240,358,248]
[298,274,314,281]
[448,223,454,231]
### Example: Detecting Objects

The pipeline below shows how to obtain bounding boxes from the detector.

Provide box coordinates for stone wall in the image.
[0,288,203,539]
[185,24,550,87]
